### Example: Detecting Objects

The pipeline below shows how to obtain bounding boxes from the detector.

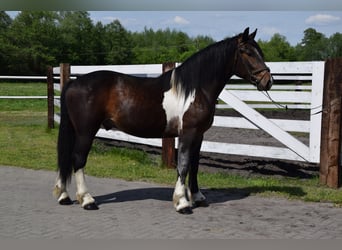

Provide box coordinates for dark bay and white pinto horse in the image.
[53,28,273,214]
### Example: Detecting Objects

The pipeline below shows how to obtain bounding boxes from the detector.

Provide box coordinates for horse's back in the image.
[65,70,169,138]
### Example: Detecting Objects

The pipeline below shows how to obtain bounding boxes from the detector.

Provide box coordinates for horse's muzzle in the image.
[253,70,273,91]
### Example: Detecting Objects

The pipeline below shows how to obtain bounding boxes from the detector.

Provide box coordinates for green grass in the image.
[0,111,57,170]
[0,82,47,96]
[0,82,47,112]
[1,82,342,206]
[0,99,47,111]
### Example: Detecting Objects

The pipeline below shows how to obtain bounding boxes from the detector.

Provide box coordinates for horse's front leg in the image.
[188,134,208,208]
[173,132,195,214]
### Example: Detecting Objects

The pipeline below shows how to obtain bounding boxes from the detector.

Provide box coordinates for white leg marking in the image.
[163,70,196,133]
[53,174,70,202]
[58,191,70,202]
[74,169,95,207]
[173,177,191,211]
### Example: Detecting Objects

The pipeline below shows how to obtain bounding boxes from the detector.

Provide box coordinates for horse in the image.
[53,27,273,214]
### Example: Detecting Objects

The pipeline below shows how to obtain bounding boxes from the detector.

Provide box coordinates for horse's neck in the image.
[191,40,236,101]
[163,39,236,104]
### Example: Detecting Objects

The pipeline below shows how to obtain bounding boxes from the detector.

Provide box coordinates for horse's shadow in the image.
[94,185,306,207]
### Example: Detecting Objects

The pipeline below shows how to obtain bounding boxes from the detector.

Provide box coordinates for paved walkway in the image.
[1,165,342,239]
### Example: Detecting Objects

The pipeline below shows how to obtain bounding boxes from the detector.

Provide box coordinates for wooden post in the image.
[47,66,54,129]
[59,63,70,91]
[162,62,176,168]
[320,58,342,188]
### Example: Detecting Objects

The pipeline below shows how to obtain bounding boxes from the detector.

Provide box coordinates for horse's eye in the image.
[240,47,252,56]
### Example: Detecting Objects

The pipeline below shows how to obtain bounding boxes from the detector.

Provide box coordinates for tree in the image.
[178,35,214,62]
[258,34,296,61]
[297,28,328,61]
[175,31,190,54]
[193,35,215,50]
[130,28,214,64]
[103,20,133,64]
[0,11,11,30]
[7,11,60,74]
[131,27,173,64]
[6,11,340,76]
[92,22,106,65]
[0,11,12,74]
[327,32,342,58]
[58,11,97,65]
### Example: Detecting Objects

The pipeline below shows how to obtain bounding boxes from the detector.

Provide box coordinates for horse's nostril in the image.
[251,76,258,84]
[267,79,273,90]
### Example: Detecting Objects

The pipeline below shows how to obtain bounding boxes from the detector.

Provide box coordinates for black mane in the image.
[172,35,238,97]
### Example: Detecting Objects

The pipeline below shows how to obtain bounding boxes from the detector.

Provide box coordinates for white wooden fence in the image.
[52,61,324,164]
[0,76,47,99]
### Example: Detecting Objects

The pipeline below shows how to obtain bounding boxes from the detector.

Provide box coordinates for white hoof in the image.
[76,192,96,207]
[173,177,192,213]
[53,183,72,205]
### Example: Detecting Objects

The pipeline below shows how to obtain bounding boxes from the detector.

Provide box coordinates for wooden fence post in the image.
[320,58,342,188]
[47,66,54,129]
[60,63,70,91]
[162,62,176,168]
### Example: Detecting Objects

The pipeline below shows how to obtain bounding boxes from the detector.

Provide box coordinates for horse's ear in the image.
[242,27,250,42]
[249,29,257,40]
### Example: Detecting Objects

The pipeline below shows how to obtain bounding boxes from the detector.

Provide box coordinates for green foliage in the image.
[130,28,213,64]
[0,11,215,74]
[296,28,329,61]
[6,11,60,75]
[1,11,342,75]
[326,32,342,58]
[258,34,296,61]
[103,20,133,64]
[57,11,97,65]
[0,11,14,74]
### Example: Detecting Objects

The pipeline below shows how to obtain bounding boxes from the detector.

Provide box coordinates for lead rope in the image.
[262,91,288,110]
[262,91,326,116]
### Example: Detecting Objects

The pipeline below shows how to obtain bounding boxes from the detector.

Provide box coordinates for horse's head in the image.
[234,28,273,91]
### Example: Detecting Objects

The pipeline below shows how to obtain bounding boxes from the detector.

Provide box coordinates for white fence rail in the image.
[0,76,46,80]
[52,62,324,163]
[0,75,47,99]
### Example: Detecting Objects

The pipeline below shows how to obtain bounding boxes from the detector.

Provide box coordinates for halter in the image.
[249,66,271,86]
[235,42,270,88]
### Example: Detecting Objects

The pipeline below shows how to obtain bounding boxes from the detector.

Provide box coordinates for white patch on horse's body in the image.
[173,177,192,211]
[74,169,95,207]
[162,70,196,133]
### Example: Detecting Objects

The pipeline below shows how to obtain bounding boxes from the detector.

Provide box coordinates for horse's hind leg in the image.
[75,168,98,210]
[73,134,99,210]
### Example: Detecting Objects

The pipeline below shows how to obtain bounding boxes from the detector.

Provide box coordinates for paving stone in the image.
[1,166,341,239]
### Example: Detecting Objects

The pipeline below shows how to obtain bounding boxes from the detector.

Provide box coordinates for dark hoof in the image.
[83,203,99,210]
[177,207,193,214]
[59,197,73,205]
[193,200,209,208]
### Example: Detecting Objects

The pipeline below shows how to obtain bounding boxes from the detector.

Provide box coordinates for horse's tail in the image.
[57,81,75,184]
